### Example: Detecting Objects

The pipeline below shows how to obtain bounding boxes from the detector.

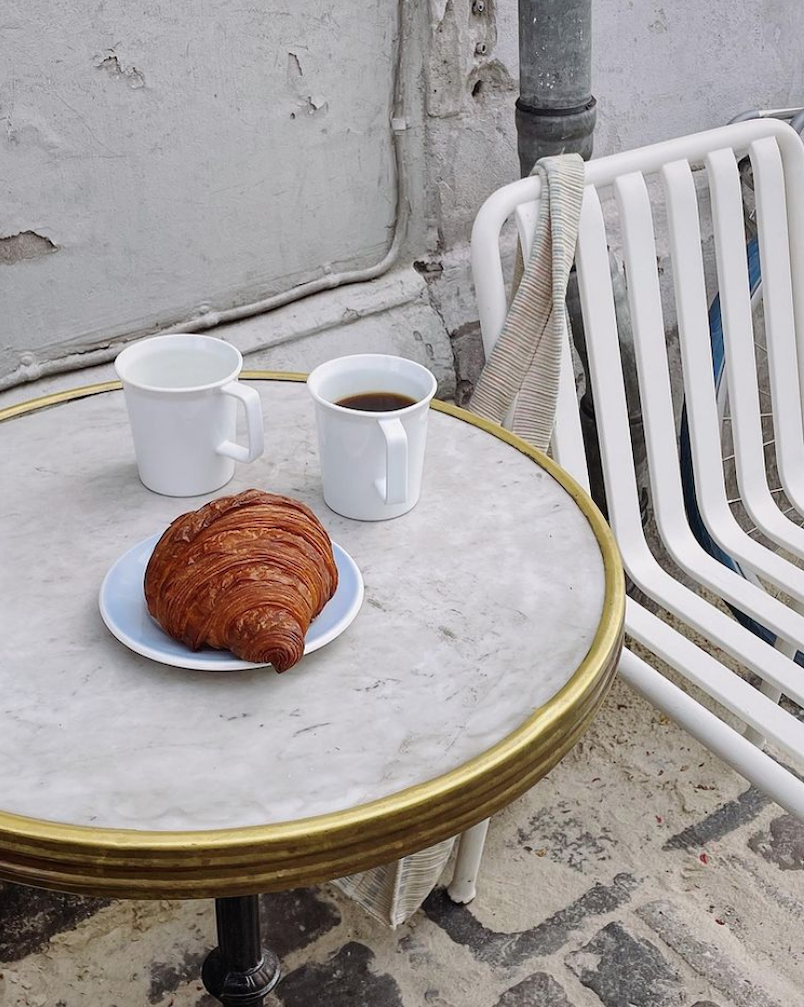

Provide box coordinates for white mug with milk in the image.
[115,334,264,497]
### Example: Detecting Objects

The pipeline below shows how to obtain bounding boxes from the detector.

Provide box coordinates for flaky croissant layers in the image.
[144,490,339,671]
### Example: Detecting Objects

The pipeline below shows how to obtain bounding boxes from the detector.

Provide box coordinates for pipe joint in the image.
[515,96,597,173]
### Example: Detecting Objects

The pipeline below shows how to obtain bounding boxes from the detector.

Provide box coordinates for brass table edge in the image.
[0,371,625,897]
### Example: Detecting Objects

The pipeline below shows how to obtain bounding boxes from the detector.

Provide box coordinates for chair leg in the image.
[447,819,490,904]
[744,639,791,749]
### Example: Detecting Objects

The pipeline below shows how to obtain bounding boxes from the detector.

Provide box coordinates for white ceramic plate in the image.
[99,532,363,671]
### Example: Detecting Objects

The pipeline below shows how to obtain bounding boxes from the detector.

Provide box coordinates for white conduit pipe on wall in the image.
[6,0,410,391]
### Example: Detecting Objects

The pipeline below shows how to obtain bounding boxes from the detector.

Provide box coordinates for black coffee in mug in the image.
[336,391,417,412]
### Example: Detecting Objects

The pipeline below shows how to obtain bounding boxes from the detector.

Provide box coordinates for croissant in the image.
[144,489,338,671]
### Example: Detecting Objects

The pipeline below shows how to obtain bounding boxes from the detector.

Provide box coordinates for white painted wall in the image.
[427,0,804,248]
[2,0,802,387]
[594,0,803,155]
[1,0,401,382]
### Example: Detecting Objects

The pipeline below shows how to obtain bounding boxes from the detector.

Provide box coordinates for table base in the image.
[202,896,281,1006]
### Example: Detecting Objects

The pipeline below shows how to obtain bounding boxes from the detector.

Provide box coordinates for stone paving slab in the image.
[3,677,804,1007]
[566,922,684,1006]
[636,900,786,1007]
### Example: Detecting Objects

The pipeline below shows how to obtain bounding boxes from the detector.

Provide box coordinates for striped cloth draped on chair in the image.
[470,153,585,451]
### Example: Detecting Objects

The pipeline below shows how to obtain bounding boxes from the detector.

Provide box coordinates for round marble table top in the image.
[0,373,624,897]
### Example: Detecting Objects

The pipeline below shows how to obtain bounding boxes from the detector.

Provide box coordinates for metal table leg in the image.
[202,895,281,1006]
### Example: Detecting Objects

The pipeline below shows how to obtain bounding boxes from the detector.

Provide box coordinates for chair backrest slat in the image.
[613,171,692,556]
[750,137,804,507]
[662,158,733,531]
[775,130,804,396]
[574,187,645,558]
[707,148,777,531]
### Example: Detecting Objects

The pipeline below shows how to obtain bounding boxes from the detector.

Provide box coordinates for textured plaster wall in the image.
[426,0,804,249]
[0,0,401,382]
[593,0,804,157]
[2,0,802,385]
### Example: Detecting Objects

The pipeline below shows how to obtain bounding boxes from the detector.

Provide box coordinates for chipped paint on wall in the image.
[0,231,57,265]
[93,50,146,89]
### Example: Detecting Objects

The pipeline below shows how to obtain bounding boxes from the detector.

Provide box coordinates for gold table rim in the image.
[0,371,625,896]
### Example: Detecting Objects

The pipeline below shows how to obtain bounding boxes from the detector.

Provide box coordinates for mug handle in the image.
[377,417,408,505]
[216,381,265,463]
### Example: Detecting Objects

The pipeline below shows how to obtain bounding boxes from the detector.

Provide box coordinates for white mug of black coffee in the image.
[307,354,437,521]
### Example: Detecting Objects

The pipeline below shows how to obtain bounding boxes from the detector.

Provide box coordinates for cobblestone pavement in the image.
[3,676,804,1007]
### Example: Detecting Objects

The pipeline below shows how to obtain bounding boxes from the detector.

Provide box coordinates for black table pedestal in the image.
[202,896,281,1006]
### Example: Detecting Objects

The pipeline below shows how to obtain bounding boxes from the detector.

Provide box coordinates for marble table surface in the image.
[0,376,609,837]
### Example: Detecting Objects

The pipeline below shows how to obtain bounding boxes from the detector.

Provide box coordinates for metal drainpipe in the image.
[516,0,596,174]
[516,0,645,531]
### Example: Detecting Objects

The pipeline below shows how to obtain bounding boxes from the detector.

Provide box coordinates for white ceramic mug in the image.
[307,354,437,521]
[114,334,264,497]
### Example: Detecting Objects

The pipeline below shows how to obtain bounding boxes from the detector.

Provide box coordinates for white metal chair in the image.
[448,118,804,904]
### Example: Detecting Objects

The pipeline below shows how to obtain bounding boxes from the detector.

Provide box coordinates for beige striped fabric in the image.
[334,836,456,927]
[469,154,586,451]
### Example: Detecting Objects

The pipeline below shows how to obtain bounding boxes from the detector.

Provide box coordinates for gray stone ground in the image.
[3,673,804,1007]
